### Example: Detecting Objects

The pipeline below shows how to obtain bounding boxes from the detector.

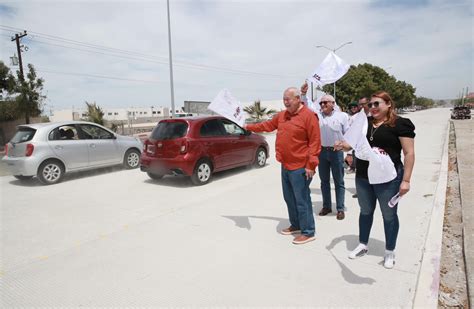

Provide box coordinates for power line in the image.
[36,68,165,83]
[20,35,297,79]
[0,25,299,79]
[36,67,284,93]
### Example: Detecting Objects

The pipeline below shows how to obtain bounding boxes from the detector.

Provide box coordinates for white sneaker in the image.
[348,244,368,259]
[384,251,396,269]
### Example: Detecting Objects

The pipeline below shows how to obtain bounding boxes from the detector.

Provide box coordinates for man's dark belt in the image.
[322,146,337,151]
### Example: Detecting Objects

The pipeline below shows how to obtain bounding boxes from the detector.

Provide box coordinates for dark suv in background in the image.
[140,116,269,185]
[451,106,471,120]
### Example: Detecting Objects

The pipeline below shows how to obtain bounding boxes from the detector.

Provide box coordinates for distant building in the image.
[51,106,178,122]
[184,101,213,115]
[465,92,474,108]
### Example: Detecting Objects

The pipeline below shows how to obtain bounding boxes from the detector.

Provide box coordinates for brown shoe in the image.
[292,235,315,245]
[319,208,332,216]
[281,226,301,235]
[337,211,345,220]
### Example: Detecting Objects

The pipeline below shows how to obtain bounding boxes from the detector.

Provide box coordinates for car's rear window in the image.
[10,127,36,143]
[151,121,188,140]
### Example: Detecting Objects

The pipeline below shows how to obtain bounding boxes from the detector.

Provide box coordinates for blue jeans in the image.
[355,166,404,251]
[281,166,315,237]
[318,148,345,211]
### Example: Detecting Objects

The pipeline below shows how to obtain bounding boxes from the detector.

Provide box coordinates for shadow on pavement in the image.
[8,165,128,187]
[223,216,379,285]
[328,250,377,285]
[144,164,268,188]
[326,234,385,285]
[222,215,288,234]
[326,234,385,257]
[310,187,357,195]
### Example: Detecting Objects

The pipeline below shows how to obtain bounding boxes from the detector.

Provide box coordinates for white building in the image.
[51,106,182,122]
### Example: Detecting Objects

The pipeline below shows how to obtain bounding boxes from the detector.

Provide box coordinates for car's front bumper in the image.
[1,156,39,176]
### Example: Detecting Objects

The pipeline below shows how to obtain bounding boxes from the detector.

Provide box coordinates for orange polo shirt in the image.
[246,106,321,171]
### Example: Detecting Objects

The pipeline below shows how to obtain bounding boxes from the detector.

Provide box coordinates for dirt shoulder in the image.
[438,120,472,308]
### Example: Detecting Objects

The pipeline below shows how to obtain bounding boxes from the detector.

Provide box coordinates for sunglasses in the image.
[368,101,382,109]
[319,101,332,106]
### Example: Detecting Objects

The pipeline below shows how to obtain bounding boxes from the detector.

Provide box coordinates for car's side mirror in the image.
[244,130,251,136]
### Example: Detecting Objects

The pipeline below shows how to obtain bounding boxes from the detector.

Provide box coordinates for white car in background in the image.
[2,121,142,185]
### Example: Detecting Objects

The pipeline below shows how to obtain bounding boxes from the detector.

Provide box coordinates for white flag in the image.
[343,110,397,184]
[307,52,350,87]
[208,89,245,127]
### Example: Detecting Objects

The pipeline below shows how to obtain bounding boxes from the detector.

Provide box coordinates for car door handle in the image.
[204,142,212,146]
[231,141,238,144]
[89,144,96,148]
[54,145,63,150]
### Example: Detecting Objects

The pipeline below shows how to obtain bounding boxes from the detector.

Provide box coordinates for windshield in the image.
[151,121,188,140]
[10,127,36,144]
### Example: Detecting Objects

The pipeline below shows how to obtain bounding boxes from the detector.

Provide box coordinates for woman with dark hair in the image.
[335,91,415,269]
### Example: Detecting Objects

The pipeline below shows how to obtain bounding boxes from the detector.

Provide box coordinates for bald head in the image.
[284,87,301,98]
[283,87,302,114]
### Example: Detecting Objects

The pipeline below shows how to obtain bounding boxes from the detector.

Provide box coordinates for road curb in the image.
[412,120,450,307]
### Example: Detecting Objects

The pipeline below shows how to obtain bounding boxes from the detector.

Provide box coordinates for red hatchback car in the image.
[140,116,269,185]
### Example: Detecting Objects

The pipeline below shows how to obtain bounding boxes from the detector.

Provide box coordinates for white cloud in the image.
[0,0,472,112]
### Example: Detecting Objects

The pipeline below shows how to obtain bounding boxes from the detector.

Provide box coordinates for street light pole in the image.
[166,0,176,118]
[316,41,352,101]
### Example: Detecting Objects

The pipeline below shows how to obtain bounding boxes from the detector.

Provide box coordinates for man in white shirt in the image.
[301,86,349,220]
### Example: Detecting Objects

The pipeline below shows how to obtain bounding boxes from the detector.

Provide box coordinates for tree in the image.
[85,101,104,125]
[243,100,277,121]
[322,63,416,109]
[414,96,435,109]
[0,61,20,121]
[0,61,16,94]
[15,64,46,124]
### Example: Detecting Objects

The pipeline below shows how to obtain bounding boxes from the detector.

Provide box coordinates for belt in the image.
[322,146,335,150]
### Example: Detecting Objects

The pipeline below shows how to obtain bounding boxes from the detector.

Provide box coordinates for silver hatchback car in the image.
[2,121,143,185]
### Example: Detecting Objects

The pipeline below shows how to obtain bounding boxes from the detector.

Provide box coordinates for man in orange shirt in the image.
[245,87,321,244]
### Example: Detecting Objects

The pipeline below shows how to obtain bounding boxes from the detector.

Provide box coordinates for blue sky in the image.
[0,0,472,112]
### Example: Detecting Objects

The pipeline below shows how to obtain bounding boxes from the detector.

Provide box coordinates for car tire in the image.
[37,159,65,185]
[191,159,212,186]
[13,175,33,181]
[124,149,140,169]
[147,172,163,180]
[254,147,267,168]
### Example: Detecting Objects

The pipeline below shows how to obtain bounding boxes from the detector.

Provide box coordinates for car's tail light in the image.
[4,144,8,156]
[146,144,156,156]
[25,143,34,157]
[180,141,188,154]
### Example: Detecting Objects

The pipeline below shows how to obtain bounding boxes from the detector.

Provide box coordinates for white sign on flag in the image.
[208,89,245,127]
[307,52,350,87]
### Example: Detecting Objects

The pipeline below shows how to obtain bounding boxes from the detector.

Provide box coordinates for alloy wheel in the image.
[42,163,61,182]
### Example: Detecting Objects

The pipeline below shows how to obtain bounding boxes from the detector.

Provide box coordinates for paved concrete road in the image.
[0,108,450,307]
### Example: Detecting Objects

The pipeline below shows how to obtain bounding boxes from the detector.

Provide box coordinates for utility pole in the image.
[11,31,29,123]
[166,0,176,118]
[11,31,27,79]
